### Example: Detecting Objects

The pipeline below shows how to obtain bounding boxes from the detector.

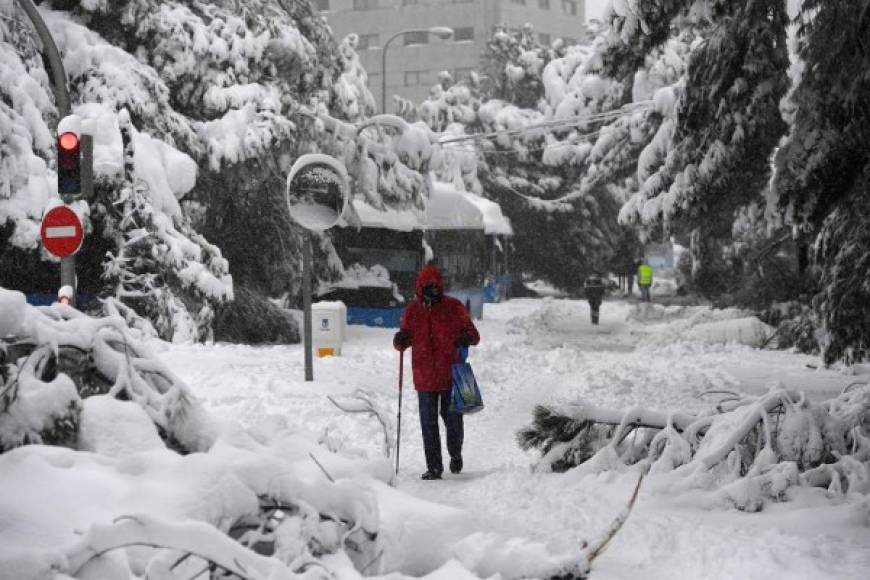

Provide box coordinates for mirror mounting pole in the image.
[303,231,314,382]
[285,154,349,383]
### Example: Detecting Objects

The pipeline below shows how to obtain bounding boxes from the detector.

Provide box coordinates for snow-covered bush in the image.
[213,286,300,345]
[0,287,214,453]
[518,385,870,511]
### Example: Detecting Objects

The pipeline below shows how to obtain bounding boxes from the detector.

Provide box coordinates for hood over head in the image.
[415,264,445,300]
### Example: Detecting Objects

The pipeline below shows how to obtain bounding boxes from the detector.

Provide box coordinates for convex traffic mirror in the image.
[285,154,350,232]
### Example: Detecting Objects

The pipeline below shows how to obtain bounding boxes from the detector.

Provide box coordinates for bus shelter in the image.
[324,182,512,327]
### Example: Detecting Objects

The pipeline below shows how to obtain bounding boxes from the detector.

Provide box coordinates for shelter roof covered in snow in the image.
[349,200,422,232]
[344,182,512,235]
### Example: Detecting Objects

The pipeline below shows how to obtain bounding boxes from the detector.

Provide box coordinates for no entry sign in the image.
[41,205,83,258]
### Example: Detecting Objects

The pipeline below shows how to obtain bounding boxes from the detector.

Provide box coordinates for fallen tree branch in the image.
[327,390,394,457]
[67,515,290,579]
[583,464,648,564]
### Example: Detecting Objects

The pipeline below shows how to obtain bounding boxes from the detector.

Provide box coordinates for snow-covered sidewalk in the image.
[157,298,870,579]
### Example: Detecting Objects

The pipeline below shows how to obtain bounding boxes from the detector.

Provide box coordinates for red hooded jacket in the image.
[396,265,480,391]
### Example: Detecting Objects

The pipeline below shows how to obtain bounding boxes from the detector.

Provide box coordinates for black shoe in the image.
[449,456,463,474]
[421,470,442,480]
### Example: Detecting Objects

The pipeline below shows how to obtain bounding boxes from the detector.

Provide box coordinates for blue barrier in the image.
[347,307,404,328]
[344,288,488,328]
[447,287,485,319]
[483,284,497,303]
[26,293,99,308]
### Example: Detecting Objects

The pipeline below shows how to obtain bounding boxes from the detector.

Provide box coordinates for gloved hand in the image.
[455,330,474,348]
[393,330,411,351]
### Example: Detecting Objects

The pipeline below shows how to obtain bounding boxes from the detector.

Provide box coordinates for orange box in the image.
[317,347,336,358]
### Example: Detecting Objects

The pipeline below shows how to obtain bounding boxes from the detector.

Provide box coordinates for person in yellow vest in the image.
[637,260,653,302]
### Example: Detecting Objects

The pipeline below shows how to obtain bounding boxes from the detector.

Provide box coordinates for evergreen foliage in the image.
[0,0,427,340]
[774,0,870,364]
[213,285,300,345]
[518,387,870,510]
[400,26,679,290]
[479,24,558,109]
[618,0,790,239]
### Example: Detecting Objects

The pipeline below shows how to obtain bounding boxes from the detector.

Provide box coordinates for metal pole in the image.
[15,0,77,305]
[60,256,75,305]
[380,28,452,113]
[15,0,70,117]
[395,350,404,475]
[381,34,395,113]
[57,134,94,307]
[303,232,314,381]
[381,30,415,114]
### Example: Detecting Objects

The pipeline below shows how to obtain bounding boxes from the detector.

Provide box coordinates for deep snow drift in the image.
[1,296,869,579]
[159,298,870,578]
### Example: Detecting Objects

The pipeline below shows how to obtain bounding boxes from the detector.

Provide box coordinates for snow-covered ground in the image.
[154,297,870,579]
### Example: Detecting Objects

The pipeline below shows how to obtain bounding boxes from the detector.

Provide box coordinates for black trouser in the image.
[417,390,463,474]
[589,298,601,324]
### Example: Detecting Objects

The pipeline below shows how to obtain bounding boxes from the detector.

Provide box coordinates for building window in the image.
[454,27,475,42]
[404,70,427,86]
[358,33,380,50]
[562,0,577,16]
[403,30,428,45]
[511,0,526,4]
[316,0,330,10]
[353,0,377,10]
[539,0,550,8]
[539,33,551,45]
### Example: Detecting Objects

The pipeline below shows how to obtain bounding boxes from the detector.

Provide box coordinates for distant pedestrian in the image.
[584,273,606,325]
[393,264,480,480]
[638,260,653,302]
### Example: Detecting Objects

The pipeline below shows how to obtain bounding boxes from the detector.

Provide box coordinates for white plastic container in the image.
[311,301,347,357]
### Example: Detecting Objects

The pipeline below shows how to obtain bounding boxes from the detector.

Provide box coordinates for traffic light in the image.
[57,131,81,195]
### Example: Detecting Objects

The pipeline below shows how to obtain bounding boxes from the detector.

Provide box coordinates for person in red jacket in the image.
[393,264,480,480]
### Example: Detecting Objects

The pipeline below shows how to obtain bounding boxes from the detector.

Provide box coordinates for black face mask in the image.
[422,283,441,305]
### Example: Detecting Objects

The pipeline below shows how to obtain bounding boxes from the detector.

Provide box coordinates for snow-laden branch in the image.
[0,287,215,453]
[67,514,298,579]
[519,384,870,510]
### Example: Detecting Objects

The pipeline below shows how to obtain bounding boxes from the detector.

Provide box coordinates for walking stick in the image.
[395,350,404,475]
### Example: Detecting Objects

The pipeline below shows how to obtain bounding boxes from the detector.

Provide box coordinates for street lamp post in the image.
[381,26,454,114]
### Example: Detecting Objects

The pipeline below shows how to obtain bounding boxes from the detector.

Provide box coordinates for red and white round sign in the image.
[40,205,83,258]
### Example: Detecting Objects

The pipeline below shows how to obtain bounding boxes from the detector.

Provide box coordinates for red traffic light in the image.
[59,132,79,151]
[57,131,81,194]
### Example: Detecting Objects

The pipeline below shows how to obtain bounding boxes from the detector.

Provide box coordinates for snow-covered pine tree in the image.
[616,0,791,284]
[479,23,561,109]
[399,33,601,290]
[1,0,432,341]
[400,25,690,292]
[98,110,234,341]
[773,0,870,364]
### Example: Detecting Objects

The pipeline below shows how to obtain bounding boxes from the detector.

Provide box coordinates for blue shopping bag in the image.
[450,347,484,414]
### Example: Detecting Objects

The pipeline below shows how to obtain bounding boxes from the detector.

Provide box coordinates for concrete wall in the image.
[319,0,585,112]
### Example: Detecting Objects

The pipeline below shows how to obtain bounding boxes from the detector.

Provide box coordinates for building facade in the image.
[316,0,586,111]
